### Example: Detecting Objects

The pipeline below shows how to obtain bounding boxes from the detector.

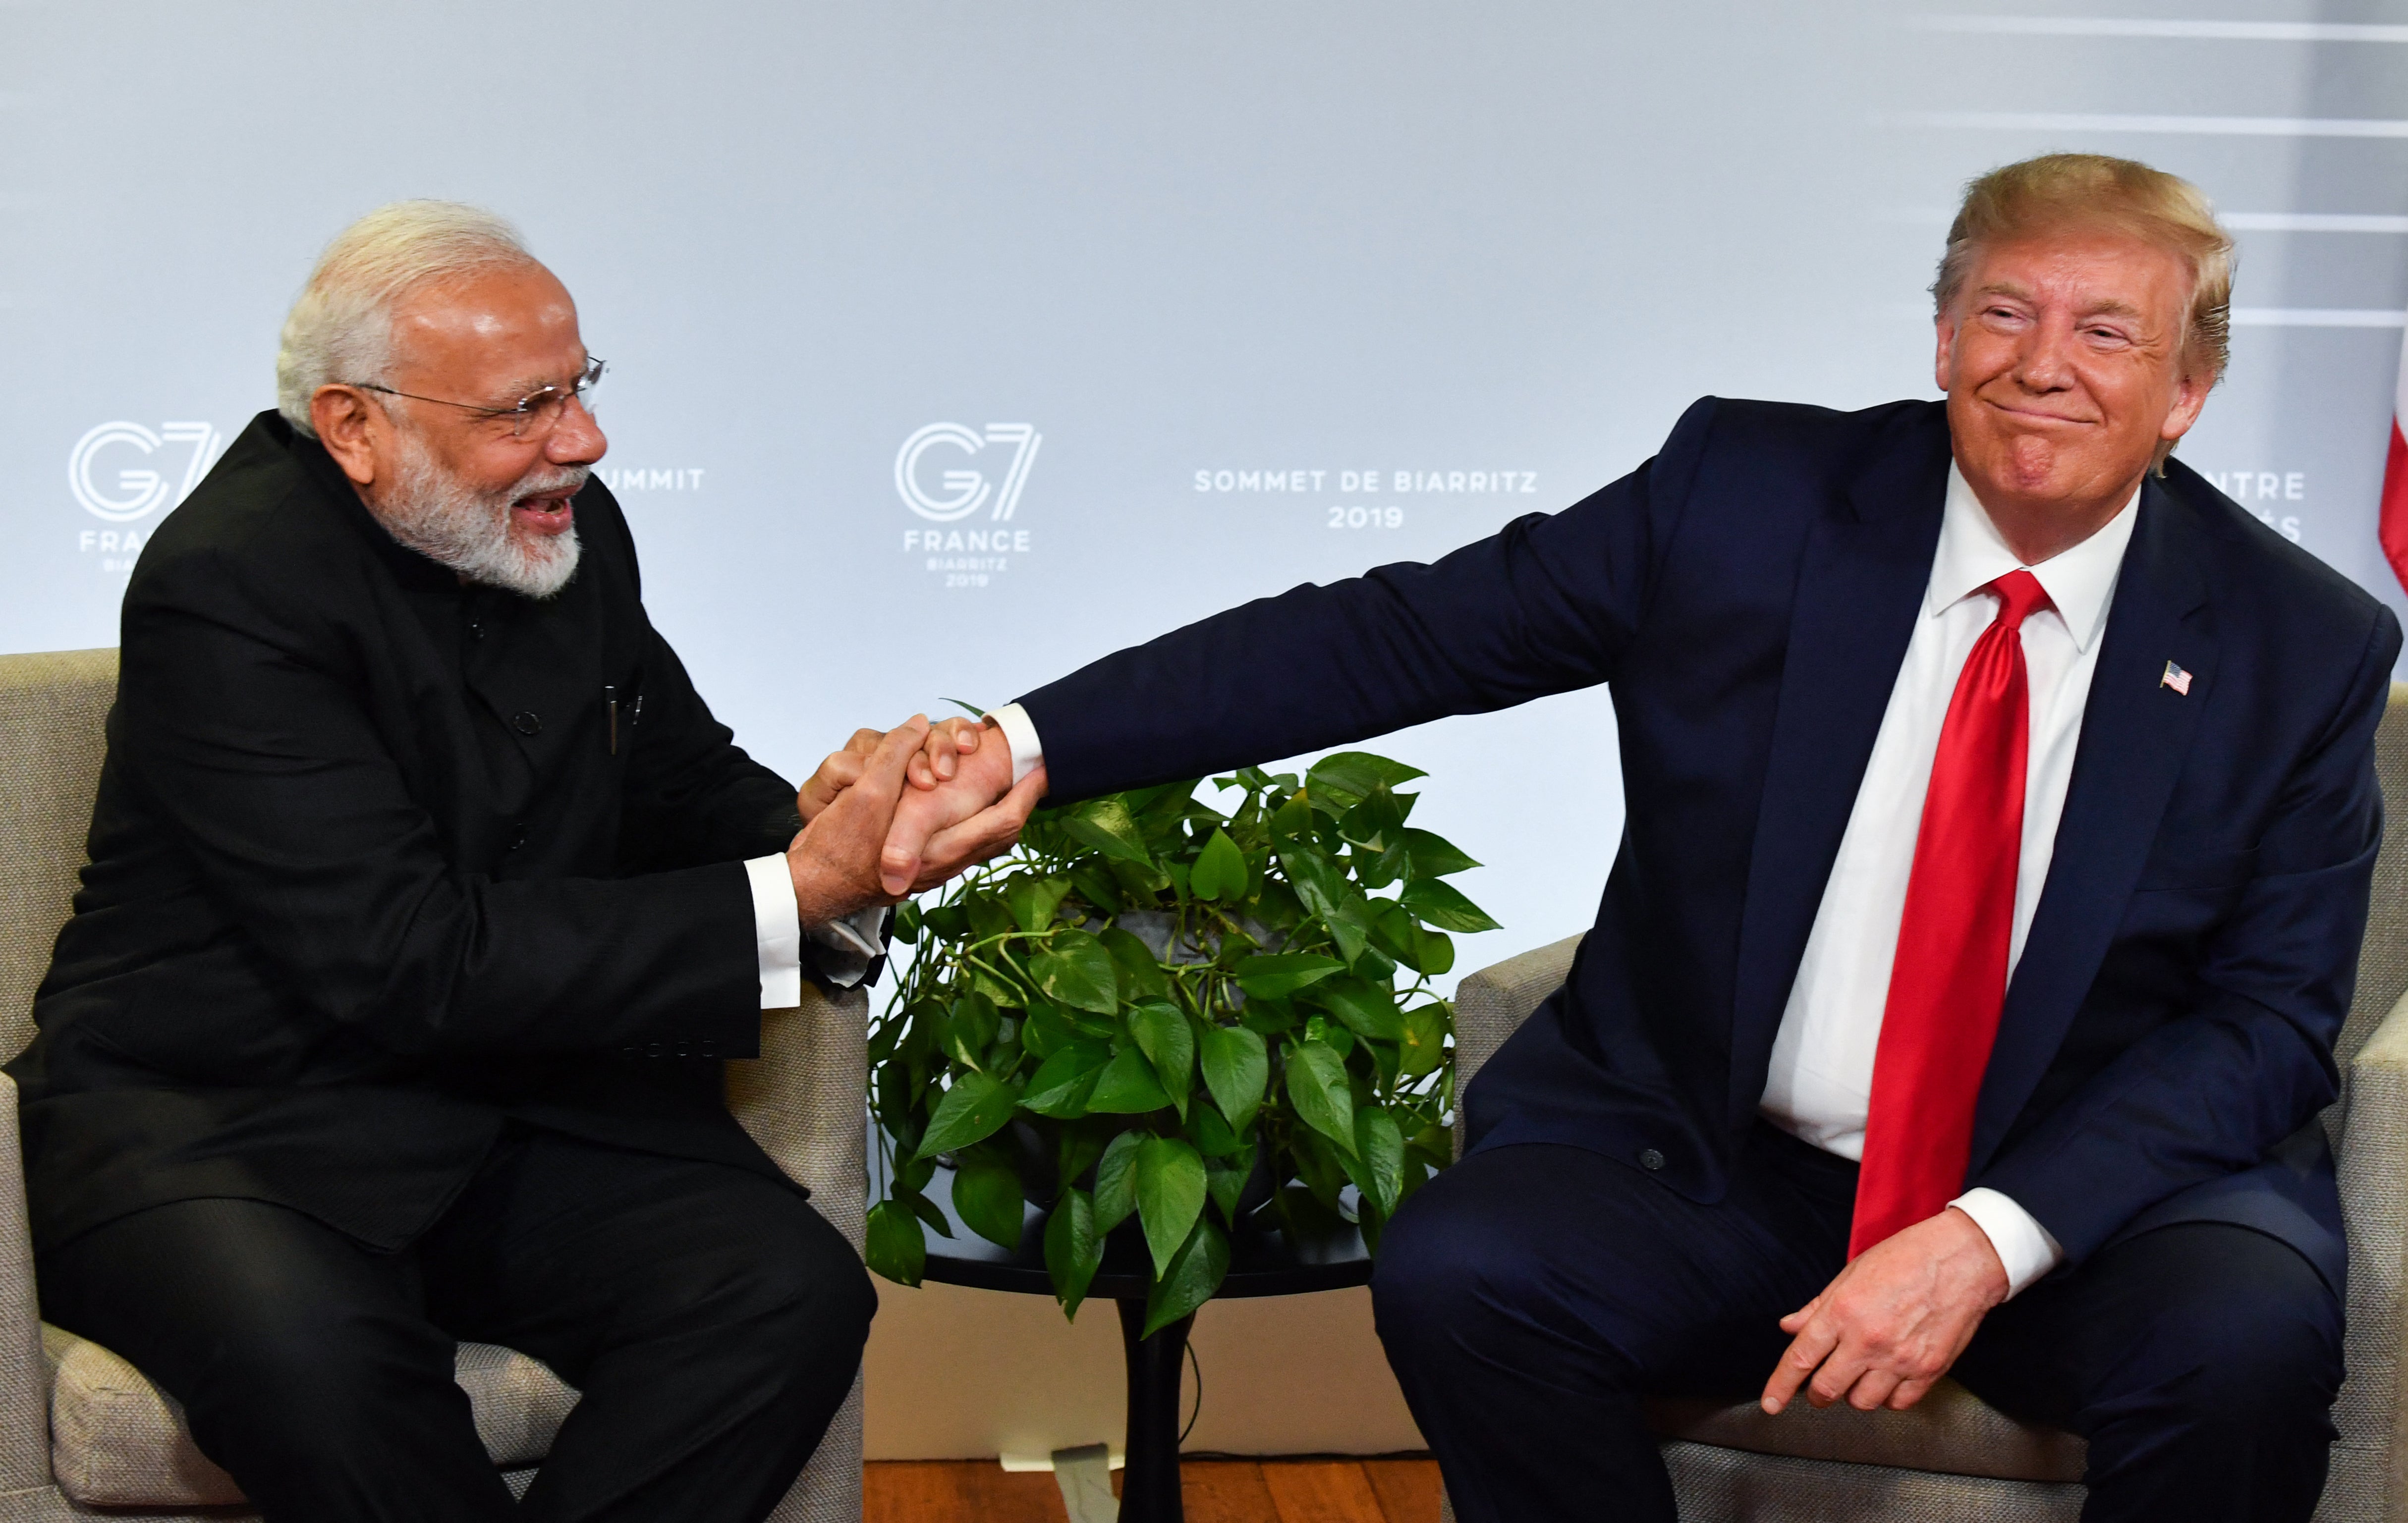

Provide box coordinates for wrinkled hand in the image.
[784,718,926,924]
[798,728,886,822]
[880,719,1045,894]
[1759,1207,2008,1414]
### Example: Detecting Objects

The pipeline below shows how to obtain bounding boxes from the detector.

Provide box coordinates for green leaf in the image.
[1142,1217,1231,1337]
[1399,878,1502,933]
[1045,1188,1104,1319]
[965,892,1015,945]
[1093,1131,1142,1233]
[1191,1100,1240,1158]
[893,900,923,944]
[1062,797,1154,864]
[1190,828,1250,901]
[945,993,1000,1070]
[1197,1023,1269,1135]
[1134,1135,1207,1278]
[1280,842,1351,922]
[1234,953,1344,1000]
[1003,875,1073,934]
[1343,1109,1406,1220]
[1086,1047,1172,1113]
[1032,929,1120,1016]
[1069,862,1124,914]
[921,903,970,942]
[1311,976,1406,1041]
[906,1191,953,1239]
[1127,1002,1196,1109]
[952,1154,1028,1250]
[1100,926,1172,1000]
[1019,1039,1113,1118]
[865,1200,927,1286]
[1306,752,1427,812]
[1286,1040,1358,1157]
[914,1071,1019,1160]
[1021,1000,1076,1060]
[1400,1001,1451,1079]
[940,696,989,718]
[1206,1142,1257,1227]
[1403,827,1480,878]
[1414,925,1456,976]
[1336,787,1406,851]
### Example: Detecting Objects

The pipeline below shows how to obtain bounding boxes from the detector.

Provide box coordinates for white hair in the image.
[275,201,537,436]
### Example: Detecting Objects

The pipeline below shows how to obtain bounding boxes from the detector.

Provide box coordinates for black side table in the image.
[873,1141,1372,1523]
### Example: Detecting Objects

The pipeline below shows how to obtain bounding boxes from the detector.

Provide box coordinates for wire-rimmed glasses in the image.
[351,357,605,440]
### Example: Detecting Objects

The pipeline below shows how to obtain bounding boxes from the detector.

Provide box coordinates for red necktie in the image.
[1848,569,2051,1259]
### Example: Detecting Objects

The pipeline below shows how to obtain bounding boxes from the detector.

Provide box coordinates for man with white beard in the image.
[8,203,1042,1523]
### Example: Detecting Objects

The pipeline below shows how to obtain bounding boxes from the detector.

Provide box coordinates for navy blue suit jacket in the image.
[1018,398,2400,1291]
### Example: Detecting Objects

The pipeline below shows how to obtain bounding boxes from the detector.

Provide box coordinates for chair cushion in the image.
[1645,1379,2087,1484]
[42,1323,581,1508]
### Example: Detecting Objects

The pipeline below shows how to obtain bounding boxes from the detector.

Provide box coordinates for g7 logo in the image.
[894,423,1042,523]
[69,422,223,523]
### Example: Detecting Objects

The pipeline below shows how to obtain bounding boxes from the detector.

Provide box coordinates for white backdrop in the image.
[6,0,2406,985]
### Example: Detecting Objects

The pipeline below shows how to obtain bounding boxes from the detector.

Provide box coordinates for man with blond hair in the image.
[888,153,2392,1521]
[12,203,1036,1522]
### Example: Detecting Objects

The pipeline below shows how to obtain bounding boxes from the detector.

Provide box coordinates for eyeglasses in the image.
[352,357,606,440]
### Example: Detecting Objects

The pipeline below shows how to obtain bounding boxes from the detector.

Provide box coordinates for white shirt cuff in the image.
[743,855,883,1000]
[988,702,1045,785]
[1950,1187,2065,1298]
[745,854,805,1007]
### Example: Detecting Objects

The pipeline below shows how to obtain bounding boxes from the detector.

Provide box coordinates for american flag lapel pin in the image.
[2161,660,2193,696]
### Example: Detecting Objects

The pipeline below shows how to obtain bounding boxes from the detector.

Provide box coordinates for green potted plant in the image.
[865,748,1494,1336]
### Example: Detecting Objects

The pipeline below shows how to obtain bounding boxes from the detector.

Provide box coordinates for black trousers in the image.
[37,1125,877,1523]
[1373,1129,2343,1523]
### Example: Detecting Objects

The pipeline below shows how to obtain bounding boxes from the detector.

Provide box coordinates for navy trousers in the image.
[1373,1128,2342,1523]
[37,1125,877,1523]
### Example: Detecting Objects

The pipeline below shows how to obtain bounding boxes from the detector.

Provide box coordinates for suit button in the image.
[508,822,528,852]
[467,621,484,642]
[1638,1148,1665,1171]
[512,711,541,736]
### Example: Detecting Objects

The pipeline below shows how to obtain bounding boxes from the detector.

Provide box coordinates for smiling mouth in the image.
[511,493,577,533]
[1986,399,2097,427]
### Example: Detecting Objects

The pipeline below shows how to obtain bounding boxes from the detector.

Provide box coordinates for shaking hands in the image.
[784,715,1045,924]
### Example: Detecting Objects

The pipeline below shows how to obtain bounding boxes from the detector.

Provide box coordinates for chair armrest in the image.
[0,1076,51,1491]
[2333,987,2408,1520]
[725,985,869,1255]
[1452,934,1582,1157]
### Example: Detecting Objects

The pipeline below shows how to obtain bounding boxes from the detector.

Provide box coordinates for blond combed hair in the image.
[275,201,538,437]
[1932,154,2235,388]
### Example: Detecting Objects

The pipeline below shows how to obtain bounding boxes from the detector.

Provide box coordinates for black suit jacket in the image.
[12,412,804,1255]
[1018,398,2400,1292]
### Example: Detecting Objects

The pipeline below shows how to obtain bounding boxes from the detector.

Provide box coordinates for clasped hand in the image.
[784,715,1042,924]
[1758,1206,2010,1415]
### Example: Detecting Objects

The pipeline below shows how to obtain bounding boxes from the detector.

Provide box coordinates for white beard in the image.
[372,431,586,599]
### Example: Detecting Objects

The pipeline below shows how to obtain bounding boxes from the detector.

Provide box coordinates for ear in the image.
[2157,364,2212,449]
[310,385,385,488]
[1932,312,1957,396]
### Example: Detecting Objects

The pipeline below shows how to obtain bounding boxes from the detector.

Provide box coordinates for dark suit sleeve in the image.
[615,621,801,872]
[115,550,763,1060]
[1975,607,2403,1265]
[1016,397,1723,802]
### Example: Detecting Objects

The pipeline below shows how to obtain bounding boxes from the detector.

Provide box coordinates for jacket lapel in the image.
[1966,477,2214,1173]
[1726,412,1951,1129]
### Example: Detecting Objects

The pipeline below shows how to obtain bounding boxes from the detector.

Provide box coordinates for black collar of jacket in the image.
[254,409,481,598]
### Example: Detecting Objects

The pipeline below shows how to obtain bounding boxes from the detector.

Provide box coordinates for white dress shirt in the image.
[987,463,2138,1296]
[1762,464,2138,1295]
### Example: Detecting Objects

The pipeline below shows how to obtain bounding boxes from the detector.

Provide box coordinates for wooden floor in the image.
[866,1458,1441,1523]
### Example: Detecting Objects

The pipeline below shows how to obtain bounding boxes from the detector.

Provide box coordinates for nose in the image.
[547,393,607,466]
[2012,317,2078,394]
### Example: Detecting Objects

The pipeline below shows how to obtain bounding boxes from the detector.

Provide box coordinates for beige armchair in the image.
[0,649,867,1523]
[1441,682,2408,1523]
